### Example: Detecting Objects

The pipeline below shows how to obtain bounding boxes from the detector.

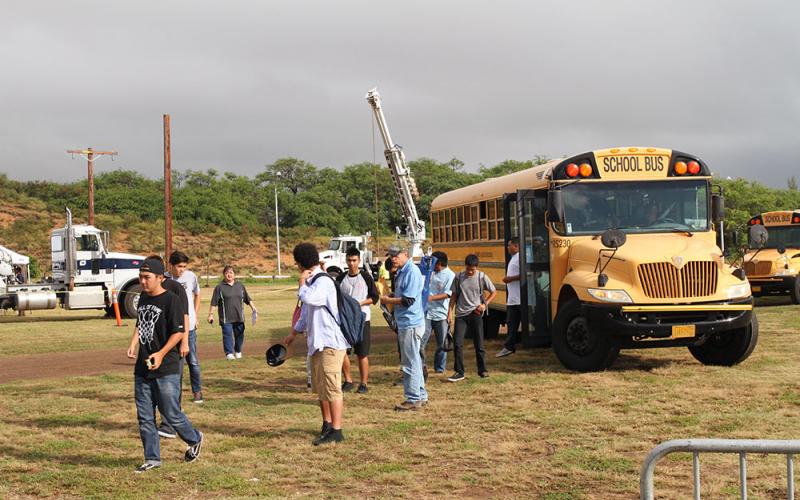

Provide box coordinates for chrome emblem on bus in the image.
[671,256,686,269]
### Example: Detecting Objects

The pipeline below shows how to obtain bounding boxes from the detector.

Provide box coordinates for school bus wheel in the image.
[551,297,619,372]
[791,277,800,305]
[688,314,759,366]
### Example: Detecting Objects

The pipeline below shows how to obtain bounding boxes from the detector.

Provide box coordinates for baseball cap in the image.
[139,258,165,275]
[265,343,287,367]
[386,245,404,257]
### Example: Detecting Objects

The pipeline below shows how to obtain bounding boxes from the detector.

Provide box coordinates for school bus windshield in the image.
[749,226,800,249]
[560,179,709,235]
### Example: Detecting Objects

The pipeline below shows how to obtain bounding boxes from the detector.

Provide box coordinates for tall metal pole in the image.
[275,185,281,275]
[164,114,173,259]
[67,147,117,225]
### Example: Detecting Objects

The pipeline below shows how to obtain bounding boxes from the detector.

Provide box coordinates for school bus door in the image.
[516,189,551,347]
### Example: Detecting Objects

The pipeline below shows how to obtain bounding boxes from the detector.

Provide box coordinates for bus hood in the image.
[564,233,741,303]
[743,248,800,277]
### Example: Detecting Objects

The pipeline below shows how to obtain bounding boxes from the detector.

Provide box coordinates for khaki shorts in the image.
[311,348,346,402]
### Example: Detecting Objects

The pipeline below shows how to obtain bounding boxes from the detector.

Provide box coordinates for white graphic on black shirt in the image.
[138,304,162,347]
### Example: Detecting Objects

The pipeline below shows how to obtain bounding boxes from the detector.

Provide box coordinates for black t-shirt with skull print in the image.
[134,289,185,379]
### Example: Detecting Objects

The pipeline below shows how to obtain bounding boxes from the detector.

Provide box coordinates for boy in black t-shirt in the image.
[126,258,203,473]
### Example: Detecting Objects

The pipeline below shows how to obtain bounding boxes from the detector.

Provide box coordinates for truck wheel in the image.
[791,277,800,305]
[552,297,619,372]
[123,284,142,318]
[689,314,758,366]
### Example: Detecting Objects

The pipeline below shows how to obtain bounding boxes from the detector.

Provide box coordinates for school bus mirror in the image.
[547,190,565,223]
[600,229,627,249]
[711,194,725,223]
[733,268,746,281]
[748,224,768,248]
[778,245,786,254]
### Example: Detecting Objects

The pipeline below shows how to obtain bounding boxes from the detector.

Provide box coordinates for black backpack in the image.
[309,273,366,346]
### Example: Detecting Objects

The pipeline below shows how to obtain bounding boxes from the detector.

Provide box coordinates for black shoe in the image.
[479,371,490,378]
[321,421,332,436]
[447,373,465,382]
[313,429,344,446]
[356,383,368,394]
[158,424,176,439]
[184,432,203,462]
[341,381,355,392]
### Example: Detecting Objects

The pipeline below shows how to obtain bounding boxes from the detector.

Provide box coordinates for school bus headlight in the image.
[775,268,797,276]
[726,283,751,299]
[587,288,633,303]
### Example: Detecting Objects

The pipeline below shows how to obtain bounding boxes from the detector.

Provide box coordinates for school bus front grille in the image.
[743,261,773,276]
[638,261,718,299]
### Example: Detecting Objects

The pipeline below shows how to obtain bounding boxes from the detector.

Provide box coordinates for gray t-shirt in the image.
[451,271,496,318]
[340,272,371,322]
[174,269,200,330]
[210,280,252,324]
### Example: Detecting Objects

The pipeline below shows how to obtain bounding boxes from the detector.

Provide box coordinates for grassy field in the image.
[0,284,799,498]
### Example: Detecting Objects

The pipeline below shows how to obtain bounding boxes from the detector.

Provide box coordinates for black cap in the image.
[265,344,287,367]
[140,258,165,276]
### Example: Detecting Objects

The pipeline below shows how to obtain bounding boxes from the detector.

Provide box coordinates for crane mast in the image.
[366,88,426,258]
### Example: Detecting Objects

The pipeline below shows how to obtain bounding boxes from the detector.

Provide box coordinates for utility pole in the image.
[163,114,173,259]
[66,147,118,226]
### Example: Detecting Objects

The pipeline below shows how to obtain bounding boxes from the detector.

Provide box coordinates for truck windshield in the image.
[560,179,709,235]
[328,240,341,251]
[77,234,100,251]
[749,226,800,249]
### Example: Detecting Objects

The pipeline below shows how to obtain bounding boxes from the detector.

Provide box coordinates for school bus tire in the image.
[552,297,619,372]
[791,277,800,305]
[688,314,759,366]
[123,283,142,318]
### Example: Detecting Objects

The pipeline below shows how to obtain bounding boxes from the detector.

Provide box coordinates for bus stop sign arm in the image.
[366,88,426,258]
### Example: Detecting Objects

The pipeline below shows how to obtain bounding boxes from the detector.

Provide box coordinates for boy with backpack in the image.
[448,254,497,382]
[284,243,351,446]
[337,247,379,394]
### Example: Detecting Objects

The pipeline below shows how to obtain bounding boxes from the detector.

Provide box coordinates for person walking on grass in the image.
[448,254,497,382]
[338,247,379,394]
[380,245,427,411]
[208,265,258,360]
[142,255,190,441]
[284,243,349,445]
[126,258,203,473]
[496,238,521,358]
[169,251,204,403]
[423,251,455,374]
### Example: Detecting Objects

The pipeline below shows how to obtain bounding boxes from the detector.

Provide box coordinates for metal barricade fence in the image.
[640,439,800,500]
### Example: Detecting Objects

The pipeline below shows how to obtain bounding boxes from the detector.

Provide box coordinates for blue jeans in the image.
[186,329,202,393]
[425,318,448,373]
[221,322,245,355]
[398,325,427,403]
[134,374,201,463]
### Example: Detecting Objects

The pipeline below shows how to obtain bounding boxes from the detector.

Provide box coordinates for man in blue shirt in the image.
[422,251,455,374]
[380,246,426,411]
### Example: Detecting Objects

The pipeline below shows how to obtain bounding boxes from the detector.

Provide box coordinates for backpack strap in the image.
[307,272,341,326]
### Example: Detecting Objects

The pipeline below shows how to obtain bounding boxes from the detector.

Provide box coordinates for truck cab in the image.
[319,235,374,276]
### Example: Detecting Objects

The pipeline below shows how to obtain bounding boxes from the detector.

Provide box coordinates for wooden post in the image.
[66,147,117,225]
[164,114,173,259]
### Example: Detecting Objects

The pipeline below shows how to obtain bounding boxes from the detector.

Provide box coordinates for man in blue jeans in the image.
[380,246,427,411]
[422,251,455,374]
[126,258,203,473]
[169,251,203,403]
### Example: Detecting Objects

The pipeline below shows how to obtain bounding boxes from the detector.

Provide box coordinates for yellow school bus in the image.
[430,147,757,371]
[744,210,800,303]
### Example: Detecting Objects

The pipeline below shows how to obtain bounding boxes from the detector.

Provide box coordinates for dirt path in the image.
[0,330,398,384]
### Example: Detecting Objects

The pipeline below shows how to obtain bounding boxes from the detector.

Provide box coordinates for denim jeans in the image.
[453,313,486,375]
[503,305,522,351]
[221,322,245,355]
[185,329,202,393]
[425,318,449,373]
[398,325,427,403]
[134,374,201,463]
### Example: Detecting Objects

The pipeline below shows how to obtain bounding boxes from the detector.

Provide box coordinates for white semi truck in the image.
[0,209,146,317]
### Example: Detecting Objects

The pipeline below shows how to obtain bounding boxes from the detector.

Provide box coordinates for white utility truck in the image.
[0,209,146,317]
[319,234,377,277]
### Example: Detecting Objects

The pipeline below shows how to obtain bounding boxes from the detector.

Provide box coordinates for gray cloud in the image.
[0,0,798,187]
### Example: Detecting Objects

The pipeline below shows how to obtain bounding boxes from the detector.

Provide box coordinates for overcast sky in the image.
[1,1,797,187]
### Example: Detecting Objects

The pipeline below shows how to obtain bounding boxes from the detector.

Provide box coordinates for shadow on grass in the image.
[4,445,132,468]
[754,296,795,307]
[0,315,105,324]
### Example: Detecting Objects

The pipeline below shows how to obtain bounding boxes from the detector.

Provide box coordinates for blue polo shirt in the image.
[394,258,424,329]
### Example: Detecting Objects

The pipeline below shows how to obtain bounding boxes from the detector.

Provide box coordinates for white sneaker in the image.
[226,353,235,360]
[235,352,243,359]
[496,347,515,358]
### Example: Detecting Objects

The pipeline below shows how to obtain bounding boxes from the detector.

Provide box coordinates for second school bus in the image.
[430,147,757,371]
[744,210,800,304]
